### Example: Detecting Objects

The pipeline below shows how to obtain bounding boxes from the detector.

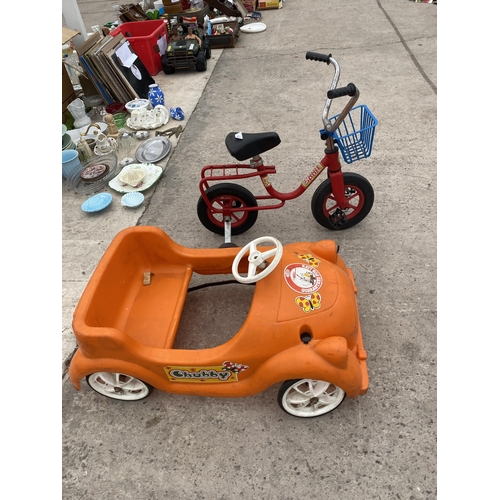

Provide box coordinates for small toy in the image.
[68,227,369,418]
[162,23,211,74]
[197,52,378,242]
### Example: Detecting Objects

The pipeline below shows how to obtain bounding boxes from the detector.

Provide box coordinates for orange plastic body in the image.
[69,227,369,399]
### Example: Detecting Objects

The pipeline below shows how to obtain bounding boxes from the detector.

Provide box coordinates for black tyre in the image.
[311,172,374,230]
[204,40,212,60]
[86,372,153,401]
[278,379,346,418]
[195,52,207,71]
[161,55,175,74]
[197,183,258,236]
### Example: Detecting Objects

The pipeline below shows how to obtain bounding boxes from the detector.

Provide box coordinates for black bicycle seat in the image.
[225,132,281,161]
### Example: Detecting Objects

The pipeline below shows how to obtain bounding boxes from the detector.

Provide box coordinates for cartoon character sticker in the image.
[295,253,321,268]
[284,263,323,294]
[164,361,248,383]
[295,292,322,313]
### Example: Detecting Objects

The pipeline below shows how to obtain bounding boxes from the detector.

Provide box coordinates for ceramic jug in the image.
[94,133,117,156]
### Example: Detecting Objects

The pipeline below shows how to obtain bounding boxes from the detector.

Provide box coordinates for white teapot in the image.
[127,105,169,130]
[130,108,147,128]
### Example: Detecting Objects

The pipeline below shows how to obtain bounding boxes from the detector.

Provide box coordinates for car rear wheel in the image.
[278,379,345,417]
[86,372,153,401]
[195,52,207,71]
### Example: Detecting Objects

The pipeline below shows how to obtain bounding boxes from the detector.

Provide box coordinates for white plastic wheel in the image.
[278,379,346,417]
[86,372,152,401]
[232,236,283,283]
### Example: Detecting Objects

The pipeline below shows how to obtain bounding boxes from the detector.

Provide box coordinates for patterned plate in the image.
[80,162,109,182]
[121,192,145,208]
[108,163,163,193]
[81,193,113,213]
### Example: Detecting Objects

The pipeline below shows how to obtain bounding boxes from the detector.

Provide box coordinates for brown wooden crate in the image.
[163,3,184,13]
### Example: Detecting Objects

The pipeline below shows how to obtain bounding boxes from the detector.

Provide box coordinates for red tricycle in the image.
[197,52,378,243]
[69,226,369,418]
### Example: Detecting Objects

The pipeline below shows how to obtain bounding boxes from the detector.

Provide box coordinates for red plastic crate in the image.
[110,20,167,76]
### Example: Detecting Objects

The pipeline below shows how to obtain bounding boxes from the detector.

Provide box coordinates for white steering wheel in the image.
[232,236,283,284]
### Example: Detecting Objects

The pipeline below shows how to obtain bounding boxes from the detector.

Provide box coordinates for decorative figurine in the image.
[104,113,119,138]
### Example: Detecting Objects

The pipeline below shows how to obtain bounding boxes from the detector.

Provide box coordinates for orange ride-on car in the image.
[68,226,369,418]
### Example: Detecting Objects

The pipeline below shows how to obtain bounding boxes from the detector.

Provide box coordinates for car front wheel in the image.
[86,372,153,401]
[278,379,345,417]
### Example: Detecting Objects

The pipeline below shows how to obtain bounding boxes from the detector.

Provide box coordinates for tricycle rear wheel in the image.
[86,372,153,401]
[278,379,345,418]
[197,183,258,235]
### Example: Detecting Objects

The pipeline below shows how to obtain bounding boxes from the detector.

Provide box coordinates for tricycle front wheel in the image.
[311,173,374,229]
[86,372,153,401]
[278,379,345,418]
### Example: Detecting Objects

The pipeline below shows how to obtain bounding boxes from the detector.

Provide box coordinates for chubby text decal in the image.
[164,361,249,383]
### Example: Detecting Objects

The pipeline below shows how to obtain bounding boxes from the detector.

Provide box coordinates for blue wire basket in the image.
[328,105,378,164]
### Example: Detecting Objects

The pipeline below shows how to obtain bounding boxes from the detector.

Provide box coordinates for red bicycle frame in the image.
[199,135,350,218]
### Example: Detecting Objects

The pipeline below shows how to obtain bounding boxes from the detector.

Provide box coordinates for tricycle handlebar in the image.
[305,51,332,64]
[327,83,357,99]
[306,52,360,133]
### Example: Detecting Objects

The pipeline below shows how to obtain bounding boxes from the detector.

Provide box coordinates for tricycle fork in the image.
[323,146,350,211]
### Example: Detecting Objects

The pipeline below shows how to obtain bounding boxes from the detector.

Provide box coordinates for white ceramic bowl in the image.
[121,192,145,207]
[125,98,151,114]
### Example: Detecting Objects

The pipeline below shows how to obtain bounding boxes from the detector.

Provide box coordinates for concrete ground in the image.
[62,1,438,498]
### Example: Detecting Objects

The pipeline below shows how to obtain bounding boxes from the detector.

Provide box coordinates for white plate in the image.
[240,22,266,33]
[121,192,145,207]
[108,163,163,193]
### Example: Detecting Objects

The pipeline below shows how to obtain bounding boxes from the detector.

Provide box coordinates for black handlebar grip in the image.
[305,51,331,64]
[327,83,357,99]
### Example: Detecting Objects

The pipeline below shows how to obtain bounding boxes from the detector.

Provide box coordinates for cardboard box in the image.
[257,0,283,9]
[207,21,239,48]
[163,0,184,12]
[163,3,184,14]
[62,27,80,45]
